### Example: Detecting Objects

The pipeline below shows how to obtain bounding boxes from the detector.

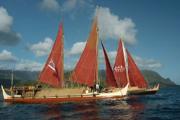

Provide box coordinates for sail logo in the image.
[114,65,125,72]
[48,59,56,72]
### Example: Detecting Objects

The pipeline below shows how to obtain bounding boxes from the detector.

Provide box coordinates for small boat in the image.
[1,18,128,104]
[113,39,159,95]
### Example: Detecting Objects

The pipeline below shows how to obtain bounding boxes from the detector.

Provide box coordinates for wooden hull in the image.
[128,89,158,95]
[128,84,159,95]
[1,84,129,104]
[4,95,125,104]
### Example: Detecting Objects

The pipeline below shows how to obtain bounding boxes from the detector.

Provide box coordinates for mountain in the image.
[98,70,176,87]
[0,69,176,88]
[0,70,39,87]
[141,70,176,87]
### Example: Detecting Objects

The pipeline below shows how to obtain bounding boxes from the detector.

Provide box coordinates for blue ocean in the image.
[0,86,180,120]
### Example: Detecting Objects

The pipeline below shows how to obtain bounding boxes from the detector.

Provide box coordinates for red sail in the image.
[113,40,128,87]
[71,18,98,87]
[39,24,64,87]
[101,42,118,87]
[127,50,148,88]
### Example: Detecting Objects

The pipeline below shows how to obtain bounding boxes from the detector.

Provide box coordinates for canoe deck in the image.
[35,88,85,98]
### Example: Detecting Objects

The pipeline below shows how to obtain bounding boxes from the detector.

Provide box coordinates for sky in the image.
[0,0,180,84]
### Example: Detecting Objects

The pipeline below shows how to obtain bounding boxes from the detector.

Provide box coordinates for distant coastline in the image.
[0,69,176,88]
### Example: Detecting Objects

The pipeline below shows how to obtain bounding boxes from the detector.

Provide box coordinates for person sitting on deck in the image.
[90,86,94,92]
[83,86,89,94]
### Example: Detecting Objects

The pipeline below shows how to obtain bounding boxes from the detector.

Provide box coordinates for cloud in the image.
[0,6,21,46]
[99,50,116,65]
[134,56,162,70]
[65,41,87,70]
[0,31,21,46]
[61,0,90,12]
[0,49,17,62]
[40,0,60,12]
[69,41,86,55]
[95,6,137,44]
[0,64,7,69]
[61,0,78,12]
[40,0,93,15]
[61,0,93,19]
[108,51,117,60]
[15,59,43,71]
[29,37,53,57]
[0,50,43,70]
[99,49,161,70]
[0,6,13,32]
[64,63,74,70]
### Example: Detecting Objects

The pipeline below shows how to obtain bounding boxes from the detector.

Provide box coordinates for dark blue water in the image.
[0,86,180,120]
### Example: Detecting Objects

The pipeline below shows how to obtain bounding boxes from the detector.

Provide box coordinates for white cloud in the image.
[40,0,60,11]
[69,41,86,55]
[40,0,92,14]
[0,49,17,62]
[61,0,91,12]
[0,49,44,71]
[108,51,117,60]
[99,49,161,70]
[29,37,53,57]
[0,7,13,33]
[64,63,74,70]
[15,59,43,71]
[61,0,78,12]
[0,64,6,69]
[95,6,137,44]
[99,50,116,65]
[134,56,162,70]
[0,6,21,46]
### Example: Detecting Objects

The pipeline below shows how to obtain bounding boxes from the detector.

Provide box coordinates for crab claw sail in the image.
[71,18,99,87]
[39,24,64,87]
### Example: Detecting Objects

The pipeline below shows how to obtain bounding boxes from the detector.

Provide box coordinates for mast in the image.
[121,39,130,85]
[96,17,99,84]
[61,24,64,87]
[11,69,13,88]
[10,69,14,96]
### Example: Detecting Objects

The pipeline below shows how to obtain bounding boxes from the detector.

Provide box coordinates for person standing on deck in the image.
[95,83,100,92]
